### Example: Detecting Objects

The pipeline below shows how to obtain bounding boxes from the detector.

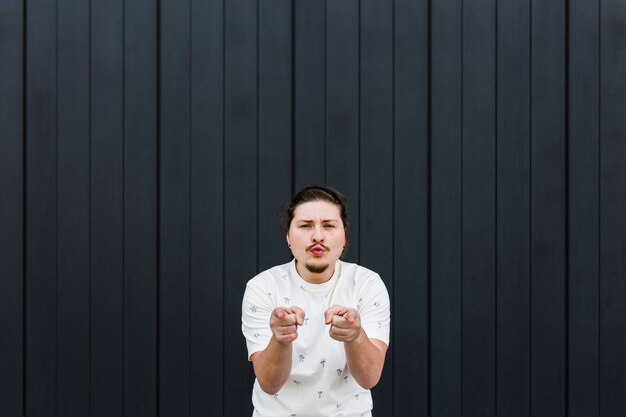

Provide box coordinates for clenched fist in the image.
[270,306,306,345]
[324,305,361,343]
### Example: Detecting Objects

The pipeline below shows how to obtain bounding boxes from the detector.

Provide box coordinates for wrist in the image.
[271,334,295,348]
[344,326,364,344]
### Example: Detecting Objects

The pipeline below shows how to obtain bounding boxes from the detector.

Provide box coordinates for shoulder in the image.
[246,261,291,290]
[339,260,384,287]
[243,261,291,307]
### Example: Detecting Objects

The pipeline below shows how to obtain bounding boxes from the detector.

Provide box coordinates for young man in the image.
[242,186,390,417]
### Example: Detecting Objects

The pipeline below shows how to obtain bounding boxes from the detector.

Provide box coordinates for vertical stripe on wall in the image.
[600,1,626,415]
[431,0,463,414]
[124,0,158,414]
[462,0,496,415]
[497,0,532,414]
[224,0,258,415]
[26,0,57,414]
[393,0,429,414]
[568,0,600,414]
[57,0,90,414]
[0,1,23,415]
[258,0,292,272]
[90,0,125,414]
[294,0,326,190]
[159,0,192,413]
[189,0,224,415]
[530,0,567,414]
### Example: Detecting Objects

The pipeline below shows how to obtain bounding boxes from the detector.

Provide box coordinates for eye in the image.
[323,224,336,229]
[299,224,312,229]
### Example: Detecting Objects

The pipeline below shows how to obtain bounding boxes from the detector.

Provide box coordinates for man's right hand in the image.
[270,306,305,344]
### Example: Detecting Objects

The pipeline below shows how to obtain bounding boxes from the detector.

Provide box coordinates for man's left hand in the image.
[324,305,361,343]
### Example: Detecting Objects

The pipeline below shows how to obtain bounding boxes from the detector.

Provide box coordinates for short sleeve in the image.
[357,274,391,346]
[241,276,277,360]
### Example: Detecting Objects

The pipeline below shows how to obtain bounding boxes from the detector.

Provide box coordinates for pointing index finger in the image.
[324,305,348,324]
[290,306,306,326]
[273,307,287,319]
[275,306,306,325]
[344,309,357,324]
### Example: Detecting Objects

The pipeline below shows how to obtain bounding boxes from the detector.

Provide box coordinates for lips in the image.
[309,245,326,256]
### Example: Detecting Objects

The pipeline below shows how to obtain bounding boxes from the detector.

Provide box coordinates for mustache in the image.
[307,244,329,251]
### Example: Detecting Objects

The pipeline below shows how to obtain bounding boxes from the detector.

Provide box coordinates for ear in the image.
[286,234,291,247]
[341,232,349,257]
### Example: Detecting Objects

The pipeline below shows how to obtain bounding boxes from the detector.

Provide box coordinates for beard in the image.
[305,262,329,274]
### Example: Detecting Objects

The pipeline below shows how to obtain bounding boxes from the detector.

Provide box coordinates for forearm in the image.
[252,336,293,395]
[344,328,386,390]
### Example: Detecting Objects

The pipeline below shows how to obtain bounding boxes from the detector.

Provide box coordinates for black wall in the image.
[1,0,625,416]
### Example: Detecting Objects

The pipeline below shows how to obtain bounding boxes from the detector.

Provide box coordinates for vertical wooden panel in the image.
[294,0,326,189]
[90,0,124,414]
[224,0,257,414]
[57,0,90,415]
[258,0,292,271]
[600,1,626,415]
[360,0,394,413]
[190,0,224,415]
[530,0,567,414]
[462,0,496,415]
[326,0,360,264]
[496,0,531,414]
[431,0,462,414]
[124,0,158,414]
[393,0,429,413]
[160,0,191,413]
[0,1,23,415]
[568,0,600,415]
[25,0,57,414]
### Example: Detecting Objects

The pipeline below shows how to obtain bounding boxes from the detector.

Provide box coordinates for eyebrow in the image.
[295,219,340,223]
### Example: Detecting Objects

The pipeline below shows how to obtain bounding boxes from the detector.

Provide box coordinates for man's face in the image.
[286,200,346,281]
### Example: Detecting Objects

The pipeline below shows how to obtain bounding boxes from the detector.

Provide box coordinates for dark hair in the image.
[280,185,350,250]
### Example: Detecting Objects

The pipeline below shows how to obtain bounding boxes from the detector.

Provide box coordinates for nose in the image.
[311,225,324,242]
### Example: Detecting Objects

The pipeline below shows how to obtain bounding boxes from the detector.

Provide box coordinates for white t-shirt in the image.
[241,259,391,417]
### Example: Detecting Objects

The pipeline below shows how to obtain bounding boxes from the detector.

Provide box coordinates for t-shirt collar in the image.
[289,258,341,292]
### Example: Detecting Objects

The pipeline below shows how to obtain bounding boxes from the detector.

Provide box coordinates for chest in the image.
[274,281,359,377]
